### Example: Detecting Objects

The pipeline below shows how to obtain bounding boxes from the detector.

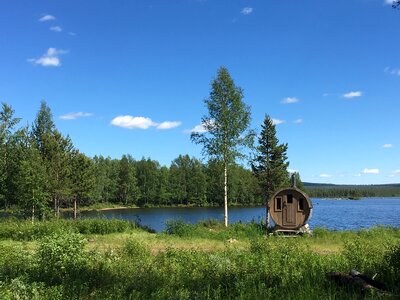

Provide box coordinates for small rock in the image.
[227,238,238,243]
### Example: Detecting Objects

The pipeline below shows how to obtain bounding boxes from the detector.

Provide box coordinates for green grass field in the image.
[0,219,399,299]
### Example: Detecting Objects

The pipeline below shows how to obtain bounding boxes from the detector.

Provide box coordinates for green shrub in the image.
[122,238,151,260]
[36,231,87,284]
[165,220,193,237]
[0,218,140,241]
[343,236,389,274]
[0,245,33,281]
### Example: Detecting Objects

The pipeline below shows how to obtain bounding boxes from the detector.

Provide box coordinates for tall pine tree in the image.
[251,115,290,202]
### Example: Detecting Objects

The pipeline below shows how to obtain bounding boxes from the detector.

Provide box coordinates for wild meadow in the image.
[0,219,399,299]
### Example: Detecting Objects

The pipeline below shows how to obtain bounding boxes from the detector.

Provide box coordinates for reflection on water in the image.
[69,198,400,232]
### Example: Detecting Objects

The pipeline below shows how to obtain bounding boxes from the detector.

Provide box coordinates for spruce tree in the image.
[251,115,290,202]
[31,101,55,156]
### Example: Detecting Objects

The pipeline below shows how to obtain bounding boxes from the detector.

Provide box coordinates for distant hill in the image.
[302,182,400,198]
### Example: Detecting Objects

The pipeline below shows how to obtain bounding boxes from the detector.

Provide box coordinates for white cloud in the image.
[68,32,77,36]
[59,112,93,120]
[322,93,330,97]
[39,14,55,22]
[382,144,393,148]
[28,48,68,67]
[363,168,379,174]
[241,7,253,15]
[320,174,331,178]
[111,116,157,129]
[184,120,215,134]
[281,97,299,104]
[184,124,207,134]
[354,173,362,177]
[293,118,303,124]
[343,91,362,99]
[384,0,394,5]
[50,26,62,32]
[272,119,285,125]
[156,121,182,130]
[111,116,181,130]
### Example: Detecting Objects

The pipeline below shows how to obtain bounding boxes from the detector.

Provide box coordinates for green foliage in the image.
[165,219,193,237]
[0,102,22,210]
[70,150,95,207]
[73,218,136,235]
[169,155,207,206]
[0,219,139,240]
[343,236,389,272]
[0,100,264,213]
[15,145,50,220]
[191,67,253,225]
[0,221,399,299]
[0,245,34,281]
[251,114,290,201]
[122,238,151,262]
[136,158,161,206]
[165,219,265,240]
[36,231,87,284]
[117,154,140,205]
[305,183,400,198]
[191,67,253,163]
[292,171,305,191]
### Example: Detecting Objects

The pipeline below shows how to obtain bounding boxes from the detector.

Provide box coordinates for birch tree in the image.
[191,67,253,226]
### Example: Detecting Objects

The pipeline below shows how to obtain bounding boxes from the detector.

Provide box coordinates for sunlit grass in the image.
[0,219,399,299]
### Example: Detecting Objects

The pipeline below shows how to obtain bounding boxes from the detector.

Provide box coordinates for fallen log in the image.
[327,270,398,299]
[349,269,388,291]
[327,272,373,292]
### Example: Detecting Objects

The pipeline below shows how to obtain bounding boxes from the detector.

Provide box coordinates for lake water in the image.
[77,198,400,232]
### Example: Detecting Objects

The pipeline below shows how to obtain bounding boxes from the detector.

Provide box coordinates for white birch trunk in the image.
[73,198,77,220]
[224,163,228,227]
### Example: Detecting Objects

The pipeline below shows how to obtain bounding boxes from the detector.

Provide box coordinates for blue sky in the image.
[1,0,399,184]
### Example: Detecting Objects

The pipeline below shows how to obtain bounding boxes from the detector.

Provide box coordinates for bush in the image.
[165,220,193,237]
[0,218,140,241]
[36,231,87,284]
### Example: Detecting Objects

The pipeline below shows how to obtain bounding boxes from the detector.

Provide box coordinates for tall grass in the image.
[0,218,148,241]
[0,220,399,299]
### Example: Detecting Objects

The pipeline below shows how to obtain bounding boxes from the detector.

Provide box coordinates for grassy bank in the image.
[0,219,399,299]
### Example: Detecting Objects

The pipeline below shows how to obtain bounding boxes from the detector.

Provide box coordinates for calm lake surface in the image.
[77,198,400,232]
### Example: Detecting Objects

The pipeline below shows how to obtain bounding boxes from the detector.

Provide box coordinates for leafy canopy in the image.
[191,67,253,164]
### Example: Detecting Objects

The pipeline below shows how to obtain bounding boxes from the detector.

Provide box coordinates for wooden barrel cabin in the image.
[268,187,312,231]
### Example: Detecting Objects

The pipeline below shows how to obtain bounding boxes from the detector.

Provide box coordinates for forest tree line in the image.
[304,183,400,198]
[2,100,399,220]
[0,101,267,219]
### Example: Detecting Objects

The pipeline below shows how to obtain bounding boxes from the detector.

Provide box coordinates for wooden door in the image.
[283,194,296,227]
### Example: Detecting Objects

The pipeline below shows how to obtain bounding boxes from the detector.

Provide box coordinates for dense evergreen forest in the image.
[1,101,399,220]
